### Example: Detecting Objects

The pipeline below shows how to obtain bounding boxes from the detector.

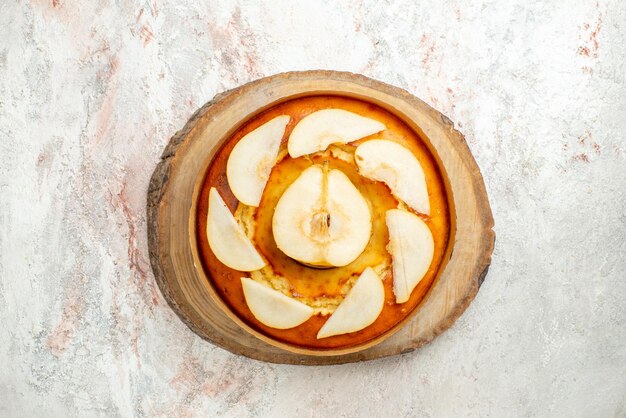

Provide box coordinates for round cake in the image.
[196,95,451,350]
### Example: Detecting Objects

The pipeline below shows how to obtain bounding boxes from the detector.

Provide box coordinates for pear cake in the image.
[196,95,451,350]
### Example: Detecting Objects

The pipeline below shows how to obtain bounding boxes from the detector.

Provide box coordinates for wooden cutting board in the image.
[147,71,494,365]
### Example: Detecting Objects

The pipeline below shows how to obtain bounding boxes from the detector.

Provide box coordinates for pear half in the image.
[288,109,385,158]
[226,115,290,207]
[317,267,384,339]
[386,209,434,304]
[355,140,430,215]
[272,165,372,267]
[207,187,265,271]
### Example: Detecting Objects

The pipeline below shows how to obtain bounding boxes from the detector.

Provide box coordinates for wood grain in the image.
[147,71,495,365]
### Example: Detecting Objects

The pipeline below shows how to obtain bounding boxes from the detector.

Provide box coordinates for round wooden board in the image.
[147,71,494,365]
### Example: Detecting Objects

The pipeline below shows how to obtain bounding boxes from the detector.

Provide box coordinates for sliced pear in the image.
[272,164,372,267]
[241,278,314,329]
[226,115,290,207]
[355,140,430,215]
[207,187,265,271]
[386,209,434,304]
[317,267,384,339]
[288,109,385,158]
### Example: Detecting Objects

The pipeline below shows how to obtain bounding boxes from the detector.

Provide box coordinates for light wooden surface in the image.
[147,71,494,365]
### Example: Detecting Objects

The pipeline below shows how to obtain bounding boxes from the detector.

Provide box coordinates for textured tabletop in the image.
[1,1,625,416]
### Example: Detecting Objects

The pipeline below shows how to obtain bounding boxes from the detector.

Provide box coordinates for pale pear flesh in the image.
[207,187,266,271]
[386,209,434,304]
[317,267,385,339]
[226,115,290,207]
[288,109,385,158]
[241,278,314,329]
[272,165,372,267]
[355,139,430,215]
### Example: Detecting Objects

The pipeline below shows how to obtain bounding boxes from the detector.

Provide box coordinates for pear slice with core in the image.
[241,278,314,329]
[288,109,385,158]
[207,187,265,271]
[226,115,290,207]
[386,209,434,304]
[317,267,384,339]
[272,164,372,267]
[355,139,430,215]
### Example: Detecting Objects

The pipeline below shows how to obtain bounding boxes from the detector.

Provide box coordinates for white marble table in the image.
[1,1,625,416]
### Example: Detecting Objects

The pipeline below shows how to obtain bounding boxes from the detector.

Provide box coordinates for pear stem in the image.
[320,161,329,210]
